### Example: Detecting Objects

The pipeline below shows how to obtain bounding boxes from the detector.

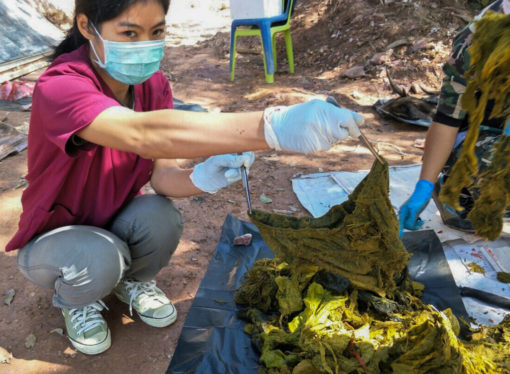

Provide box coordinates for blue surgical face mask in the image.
[89,23,165,85]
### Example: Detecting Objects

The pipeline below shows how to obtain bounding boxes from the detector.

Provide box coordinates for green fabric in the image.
[249,160,409,298]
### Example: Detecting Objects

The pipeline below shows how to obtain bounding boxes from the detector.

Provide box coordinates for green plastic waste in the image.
[236,160,510,374]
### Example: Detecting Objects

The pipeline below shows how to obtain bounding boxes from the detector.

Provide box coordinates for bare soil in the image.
[0,0,478,373]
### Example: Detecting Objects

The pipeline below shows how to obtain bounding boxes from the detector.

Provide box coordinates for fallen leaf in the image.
[369,50,392,65]
[121,314,135,325]
[0,346,12,364]
[63,347,77,358]
[24,333,36,349]
[273,209,293,215]
[341,65,365,79]
[411,38,434,52]
[386,38,410,50]
[259,193,272,204]
[3,289,15,305]
[262,155,280,162]
[50,328,64,336]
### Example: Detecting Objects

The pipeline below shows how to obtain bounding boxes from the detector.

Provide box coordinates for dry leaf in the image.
[24,333,36,349]
[370,50,392,65]
[259,193,272,204]
[341,65,365,79]
[121,314,135,325]
[3,289,15,305]
[50,328,64,336]
[386,38,411,50]
[63,347,77,358]
[273,209,294,215]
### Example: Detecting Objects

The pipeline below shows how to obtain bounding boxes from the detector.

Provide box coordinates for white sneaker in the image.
[114,279,177,328]
[62,300,111,355]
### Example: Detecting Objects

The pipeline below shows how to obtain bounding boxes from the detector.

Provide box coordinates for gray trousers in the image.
[17,195,183,309]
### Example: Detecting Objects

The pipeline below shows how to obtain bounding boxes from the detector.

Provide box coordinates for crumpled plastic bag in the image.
[0,81,34,102]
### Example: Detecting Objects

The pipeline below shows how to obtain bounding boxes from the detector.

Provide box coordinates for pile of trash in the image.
[236,160,510,373]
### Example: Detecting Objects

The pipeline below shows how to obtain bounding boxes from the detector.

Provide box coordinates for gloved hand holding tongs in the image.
[325,96,384,163]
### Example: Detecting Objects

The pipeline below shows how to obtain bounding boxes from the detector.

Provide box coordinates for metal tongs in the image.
[239,156,252,214]
[239,97,381,215]
[240,165,252,214]
[326,96,384,164]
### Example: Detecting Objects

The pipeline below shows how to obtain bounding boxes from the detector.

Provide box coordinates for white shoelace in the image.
[123,280,167,316]
[68,300,108,336]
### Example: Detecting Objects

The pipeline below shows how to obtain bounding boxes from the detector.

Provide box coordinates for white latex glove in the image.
[263,99,365,154]
[190,152,255,194]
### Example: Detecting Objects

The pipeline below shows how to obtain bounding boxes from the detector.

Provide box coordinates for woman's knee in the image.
[18,226,131,306]
[111,195,184,250]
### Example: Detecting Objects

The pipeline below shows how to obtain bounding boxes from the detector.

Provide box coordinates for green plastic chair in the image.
[230,0,295,83]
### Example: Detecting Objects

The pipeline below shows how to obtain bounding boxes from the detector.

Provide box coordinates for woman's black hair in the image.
[53,0,170,60]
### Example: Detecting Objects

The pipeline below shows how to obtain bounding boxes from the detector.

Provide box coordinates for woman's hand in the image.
[190,152,255,194]
[263,99,364,154]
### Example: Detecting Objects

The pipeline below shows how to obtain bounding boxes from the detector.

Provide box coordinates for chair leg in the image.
[230,28,238,81]
[260,24,275,83]
[272,32,277,73]
[283,30,294,74]
[259,34,268,77]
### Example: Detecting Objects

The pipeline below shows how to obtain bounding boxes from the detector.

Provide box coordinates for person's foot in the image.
[62,301,111,355]
[114,279,177,328]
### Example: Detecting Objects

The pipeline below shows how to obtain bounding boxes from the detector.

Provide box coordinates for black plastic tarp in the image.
[167,214,468,374]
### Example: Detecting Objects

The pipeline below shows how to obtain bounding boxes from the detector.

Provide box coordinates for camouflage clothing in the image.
[438,127,503,219]
[433,0,508,131]
[432,1,510,229]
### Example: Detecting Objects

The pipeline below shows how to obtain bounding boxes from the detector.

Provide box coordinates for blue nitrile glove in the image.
[398,179,434,236]
[504,118,510,136]
[263,99,364,154]
[190,152,255,194]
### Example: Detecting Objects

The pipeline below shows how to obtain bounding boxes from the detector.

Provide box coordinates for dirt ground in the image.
[0,0,479,373]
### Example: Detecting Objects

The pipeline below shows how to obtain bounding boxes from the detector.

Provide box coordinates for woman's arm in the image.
[150,159,202,197]
[419,121,459,182]
[77,106,269,159]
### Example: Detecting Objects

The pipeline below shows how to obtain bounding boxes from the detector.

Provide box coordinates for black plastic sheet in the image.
[373,96,438,128]
[167,214,468,374]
